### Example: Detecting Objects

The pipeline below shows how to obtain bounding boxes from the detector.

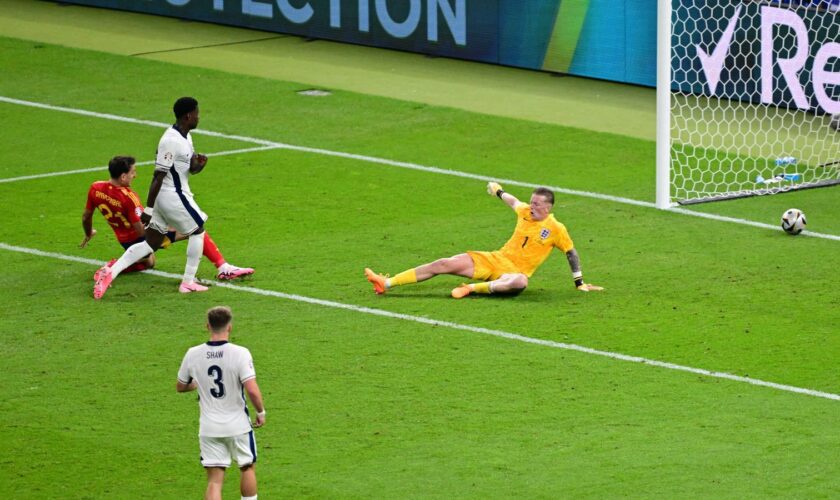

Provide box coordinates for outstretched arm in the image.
[486,182,520,210]
[565,248,604,292]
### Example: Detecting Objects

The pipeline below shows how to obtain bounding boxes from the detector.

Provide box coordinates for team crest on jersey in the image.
[540,228,551,239]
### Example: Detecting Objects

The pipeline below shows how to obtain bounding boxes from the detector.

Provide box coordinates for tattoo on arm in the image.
[566,249,581,274]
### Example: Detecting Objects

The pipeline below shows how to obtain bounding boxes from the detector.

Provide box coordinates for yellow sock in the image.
[388,268,417,288]
[471,282,491,294]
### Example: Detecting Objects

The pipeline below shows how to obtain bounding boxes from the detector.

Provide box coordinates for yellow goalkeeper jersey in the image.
[499,202,574,277]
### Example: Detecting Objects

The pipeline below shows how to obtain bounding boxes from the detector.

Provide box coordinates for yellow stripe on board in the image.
[543,0,592,73]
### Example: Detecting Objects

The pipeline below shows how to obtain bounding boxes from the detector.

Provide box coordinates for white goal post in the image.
[657,0,840,208]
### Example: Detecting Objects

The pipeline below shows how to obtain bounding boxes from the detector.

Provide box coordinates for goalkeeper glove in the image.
[574,274,603,291]
[487,182,504,198]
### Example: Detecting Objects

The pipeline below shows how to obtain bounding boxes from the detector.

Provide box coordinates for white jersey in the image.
[177,341,256,437]
[155,125,195,197]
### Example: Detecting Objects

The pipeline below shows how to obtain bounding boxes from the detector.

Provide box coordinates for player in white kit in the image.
[94,97,251,299]
[177,306,266,500]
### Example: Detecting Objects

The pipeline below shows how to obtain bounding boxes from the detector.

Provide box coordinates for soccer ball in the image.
[781,208,807,235]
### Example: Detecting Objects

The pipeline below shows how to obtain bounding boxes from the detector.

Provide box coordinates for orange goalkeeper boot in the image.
[364,268,387,295]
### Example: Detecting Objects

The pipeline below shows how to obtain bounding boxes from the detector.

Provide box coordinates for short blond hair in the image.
[207,306,232,332]
[533,187,554,205]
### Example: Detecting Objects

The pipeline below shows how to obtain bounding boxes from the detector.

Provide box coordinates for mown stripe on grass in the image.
[2,241,838,403]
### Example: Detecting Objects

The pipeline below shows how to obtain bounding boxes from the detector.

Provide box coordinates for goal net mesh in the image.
[671,0,840,204]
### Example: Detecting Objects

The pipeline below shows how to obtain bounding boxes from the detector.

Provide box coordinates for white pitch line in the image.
[0,164,139,184]
[1,145,282,184]
[2,95,839,241]
[0,145,284,184]
[272,142,657,209]
[0,95,279,146]
[0,96,173,129]
[0,96,650,206]
[669,207,840,242]
[1,240,838,403]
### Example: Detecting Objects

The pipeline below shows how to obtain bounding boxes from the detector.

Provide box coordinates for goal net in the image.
[660,0,840,206]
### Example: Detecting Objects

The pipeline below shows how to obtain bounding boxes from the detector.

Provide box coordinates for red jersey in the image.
[85,181,144,243]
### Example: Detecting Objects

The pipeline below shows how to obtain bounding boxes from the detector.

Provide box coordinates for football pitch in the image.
[2,4,840,498]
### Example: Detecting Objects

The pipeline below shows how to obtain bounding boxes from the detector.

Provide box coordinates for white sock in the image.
[110,241,153,277]
[241,496,257,500]
[183,232,205,283]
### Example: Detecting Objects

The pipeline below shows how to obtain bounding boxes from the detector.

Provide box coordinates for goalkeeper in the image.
[365,183,603,298]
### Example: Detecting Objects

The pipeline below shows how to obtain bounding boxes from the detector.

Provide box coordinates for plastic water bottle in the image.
[774,156,797,167]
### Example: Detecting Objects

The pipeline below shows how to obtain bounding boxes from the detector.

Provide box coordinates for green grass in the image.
[1,35,839,498]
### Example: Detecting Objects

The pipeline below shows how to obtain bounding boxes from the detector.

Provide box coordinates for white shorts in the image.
[149,190,208,235]
[199,431,257,469]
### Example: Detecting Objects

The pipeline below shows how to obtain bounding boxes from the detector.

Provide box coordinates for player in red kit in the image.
[81,156,253,281]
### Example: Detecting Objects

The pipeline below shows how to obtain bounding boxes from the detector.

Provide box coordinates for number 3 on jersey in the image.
[208,365,225,398]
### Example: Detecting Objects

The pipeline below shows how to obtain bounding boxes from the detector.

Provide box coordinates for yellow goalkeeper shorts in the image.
[467,251,521,281]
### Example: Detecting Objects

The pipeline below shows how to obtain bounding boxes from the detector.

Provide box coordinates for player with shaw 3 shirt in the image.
[177,306,266,500]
